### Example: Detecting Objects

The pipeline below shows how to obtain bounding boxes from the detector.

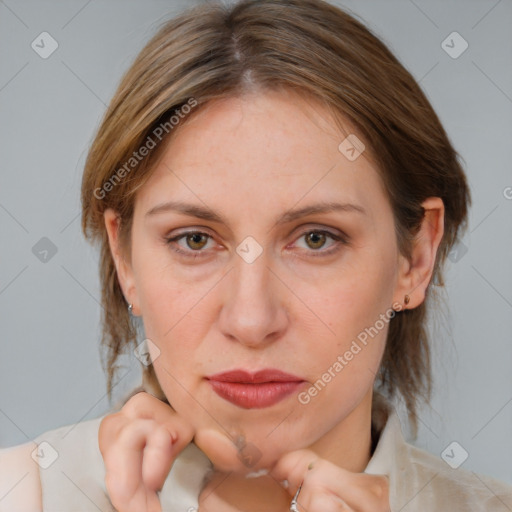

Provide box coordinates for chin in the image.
[194,419,299,474]
[211,448,288,475]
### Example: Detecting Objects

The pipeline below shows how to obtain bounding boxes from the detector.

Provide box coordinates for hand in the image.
[98,392,194,512]
[270,449,390,512]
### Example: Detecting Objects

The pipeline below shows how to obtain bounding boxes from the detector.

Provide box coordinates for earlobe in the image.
[394,197,445,310]
[103,208,139,315]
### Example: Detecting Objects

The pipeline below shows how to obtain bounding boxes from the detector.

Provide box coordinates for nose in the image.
[218,250,288,349]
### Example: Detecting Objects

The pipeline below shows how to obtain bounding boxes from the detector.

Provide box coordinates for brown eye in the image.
[185,232,209,250]
[292,229,348,258]
[304,231,327,250]
[165,230,215,258]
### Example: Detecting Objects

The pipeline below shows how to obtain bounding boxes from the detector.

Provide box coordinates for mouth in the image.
[206,369,305,409]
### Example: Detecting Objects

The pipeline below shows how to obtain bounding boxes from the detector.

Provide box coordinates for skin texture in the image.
[102,89,444,511]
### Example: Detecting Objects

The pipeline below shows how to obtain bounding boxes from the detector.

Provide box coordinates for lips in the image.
[206,369,305,409]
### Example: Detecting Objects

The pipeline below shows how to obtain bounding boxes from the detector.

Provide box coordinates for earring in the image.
[404,294,410,306]
[128,303,133,314]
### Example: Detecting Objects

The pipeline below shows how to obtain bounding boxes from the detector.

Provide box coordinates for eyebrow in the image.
[145,200,367,226]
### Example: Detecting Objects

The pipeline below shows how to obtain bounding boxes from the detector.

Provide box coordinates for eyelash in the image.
[164,229,348,259]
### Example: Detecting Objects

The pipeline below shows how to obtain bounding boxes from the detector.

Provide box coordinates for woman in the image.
[1,0,511,510]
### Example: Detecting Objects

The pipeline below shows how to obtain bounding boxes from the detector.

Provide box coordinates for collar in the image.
[364,394,423,512]
[365,392,401,476]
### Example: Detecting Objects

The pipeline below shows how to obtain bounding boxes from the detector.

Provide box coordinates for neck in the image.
[198,389,375,512]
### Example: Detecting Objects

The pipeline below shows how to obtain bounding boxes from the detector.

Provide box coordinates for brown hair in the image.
[81,0,470,431]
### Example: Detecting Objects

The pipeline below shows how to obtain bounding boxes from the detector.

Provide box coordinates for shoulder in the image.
[0,440,42,511]
[405,442,512,511]
[367,405,512,511]
[0,415,115,512]
[30,415,117,511]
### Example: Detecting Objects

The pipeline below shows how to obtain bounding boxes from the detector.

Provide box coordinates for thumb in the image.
[194,428,248,473]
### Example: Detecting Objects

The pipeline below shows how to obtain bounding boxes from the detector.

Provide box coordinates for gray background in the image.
[1,0,511,485]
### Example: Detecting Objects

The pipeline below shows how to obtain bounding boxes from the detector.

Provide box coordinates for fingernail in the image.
[233,434,246,449]
[245,468,269,478]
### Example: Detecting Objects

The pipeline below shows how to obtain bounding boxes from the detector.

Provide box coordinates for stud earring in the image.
[128,303,133,314]
[404,294,410,305]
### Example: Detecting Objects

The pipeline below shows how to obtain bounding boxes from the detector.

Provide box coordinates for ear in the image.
[393,197,445,310]
[104,208,140,316]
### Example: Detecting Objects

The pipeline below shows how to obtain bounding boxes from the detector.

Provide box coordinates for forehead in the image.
[135,91,389,225]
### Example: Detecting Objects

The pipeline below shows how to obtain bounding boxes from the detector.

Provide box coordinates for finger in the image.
[270,448,319,493]
[308,471,389,511]
[271,450,389,510]
[99,412,127,457]
[122,392,195,454]
[100,414,186,512]
[194,428,245,472]
[306,492,354,512]
[122,392,177,420]
[103,419,157,508]
[303,465,389,511]
[141,424,175,492]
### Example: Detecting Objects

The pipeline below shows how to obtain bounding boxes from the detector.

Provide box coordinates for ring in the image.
[289,482,302,512]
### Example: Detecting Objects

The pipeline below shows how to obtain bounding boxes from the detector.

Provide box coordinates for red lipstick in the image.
[206,369,305,409]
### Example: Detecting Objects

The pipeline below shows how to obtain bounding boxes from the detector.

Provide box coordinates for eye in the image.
[165,231,216,258]
[291,229,348,257]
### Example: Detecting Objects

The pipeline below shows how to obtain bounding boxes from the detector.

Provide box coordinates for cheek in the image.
[140,279,208,355]
[296,285,393,424]
[135,267,221,401]
[139,274,213,413]
[295,248,396,346]
[291,246,396,400]
[132,238,208,337]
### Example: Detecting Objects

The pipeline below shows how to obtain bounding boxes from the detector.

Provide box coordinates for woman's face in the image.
[113,90,408,469]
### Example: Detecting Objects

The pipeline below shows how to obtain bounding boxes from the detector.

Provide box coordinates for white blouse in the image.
[3,394,512,511]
